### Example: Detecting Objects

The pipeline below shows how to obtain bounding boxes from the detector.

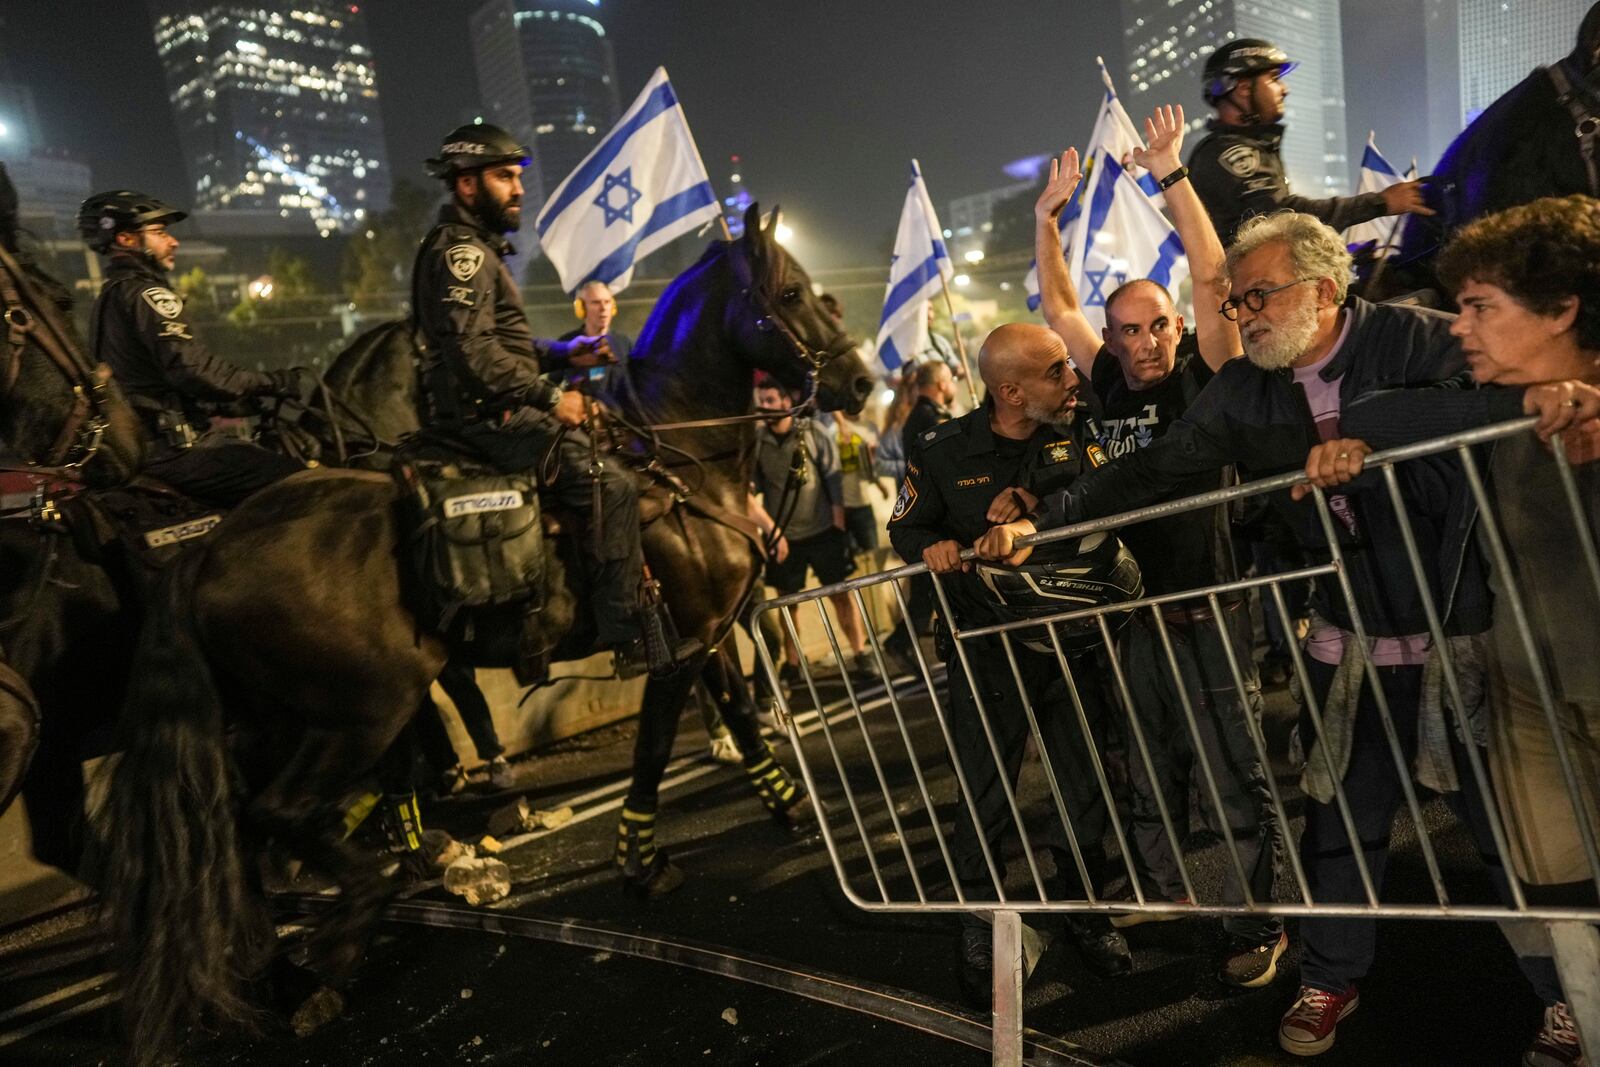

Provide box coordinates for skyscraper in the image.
[1121,0,1352,195]
[0,37,91,240]
[469,0,621,211]
[150,1,390,237]
[1457,0,1585,124]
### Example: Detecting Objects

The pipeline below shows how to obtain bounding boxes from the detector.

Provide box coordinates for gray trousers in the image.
[1121,605,1282,940]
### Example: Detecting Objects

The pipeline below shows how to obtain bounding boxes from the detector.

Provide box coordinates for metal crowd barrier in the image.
[751,416,1600,1066]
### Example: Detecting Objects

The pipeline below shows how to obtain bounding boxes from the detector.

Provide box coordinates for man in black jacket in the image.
[80,190,305,506]
[883,359,958,665]
[983,211,1478,1056]
[1187,39,1432,245]
[413,124,697,682]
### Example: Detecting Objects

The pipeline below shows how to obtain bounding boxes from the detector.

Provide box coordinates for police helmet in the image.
[974,531,1143,655]
[77,191,188,253]
[1202,38,1298,103]
[426,124,532,181]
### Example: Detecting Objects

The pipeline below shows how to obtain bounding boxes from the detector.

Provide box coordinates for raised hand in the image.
[1131,104,1185,178]
[1034,149,1083,226]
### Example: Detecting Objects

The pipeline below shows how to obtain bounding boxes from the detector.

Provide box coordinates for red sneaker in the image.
[1278,983,1360,1057]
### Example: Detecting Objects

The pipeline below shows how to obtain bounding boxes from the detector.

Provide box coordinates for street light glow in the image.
[963,249,984,264]
[953,274,971,287]
[774,221,794,244]
[0,122,9,139]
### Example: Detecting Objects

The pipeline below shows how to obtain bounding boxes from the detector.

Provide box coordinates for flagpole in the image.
[938,280,980,408]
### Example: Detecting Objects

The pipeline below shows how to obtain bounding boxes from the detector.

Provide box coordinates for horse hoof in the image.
[620,854,684,899]
[290,986,345,1037]
[774,795,821,835]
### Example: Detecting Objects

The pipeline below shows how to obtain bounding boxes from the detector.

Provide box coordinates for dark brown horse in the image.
[100,206,872,1061]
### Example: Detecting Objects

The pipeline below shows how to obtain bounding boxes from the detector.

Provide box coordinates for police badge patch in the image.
[890,478,918,521]
[1044,440,1076,464]
[446,244,484,282]
[140,287,183,319]
[1218,144,1261,178]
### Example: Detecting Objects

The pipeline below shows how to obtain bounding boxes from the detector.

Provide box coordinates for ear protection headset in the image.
[573,296,586,321]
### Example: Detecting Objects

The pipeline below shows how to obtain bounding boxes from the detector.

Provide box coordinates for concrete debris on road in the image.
[422,828,474,869]
[443,856,512,906]
[720,1007,738,1026]
[485,797,577,837]
[477,833,504,854]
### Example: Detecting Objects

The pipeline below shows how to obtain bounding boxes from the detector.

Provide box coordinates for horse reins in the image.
[0,243,112,472]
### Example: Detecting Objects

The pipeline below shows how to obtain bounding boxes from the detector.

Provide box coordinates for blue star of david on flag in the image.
[1082,265,1126,308]
[594,168,644,226]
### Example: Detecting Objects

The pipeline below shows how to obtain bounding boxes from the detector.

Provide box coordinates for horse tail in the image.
[99,547,259,1063]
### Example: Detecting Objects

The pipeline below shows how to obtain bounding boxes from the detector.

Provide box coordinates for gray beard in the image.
[1244,300,1321,371]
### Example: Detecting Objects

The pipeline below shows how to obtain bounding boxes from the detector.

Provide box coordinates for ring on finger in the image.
[1566,398,1583,408]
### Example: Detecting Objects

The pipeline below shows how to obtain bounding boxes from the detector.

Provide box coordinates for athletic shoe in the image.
[1278,984,1359,1057]
[1219,929,1288,989]
[488,755,516,791]
[438,765,468,797]
[1525,1001,1586,1067]
[1066,915,1132,978]
[1110,895,1191,928]
[708,731,741,765]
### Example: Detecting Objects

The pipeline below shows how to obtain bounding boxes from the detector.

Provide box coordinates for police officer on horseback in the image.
[1188,39,1434,244]
[414,123,698,679]
[80,191,307,506]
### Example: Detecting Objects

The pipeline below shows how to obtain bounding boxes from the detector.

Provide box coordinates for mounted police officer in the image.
[413,123,698,679]
[80,191,306,506]
[1188,39,1434,245]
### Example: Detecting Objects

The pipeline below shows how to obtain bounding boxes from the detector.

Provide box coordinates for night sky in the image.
[3,0,1427,269]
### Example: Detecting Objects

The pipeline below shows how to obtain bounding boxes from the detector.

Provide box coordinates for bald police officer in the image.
[1188,39,1433,245]
[413,124,697,679]
[81,191,305,506]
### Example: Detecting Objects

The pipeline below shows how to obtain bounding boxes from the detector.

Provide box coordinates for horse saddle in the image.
[60,480,224,576]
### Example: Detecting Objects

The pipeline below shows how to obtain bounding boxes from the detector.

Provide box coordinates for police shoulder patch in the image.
[922,420,963,448]
[890,477,918,522]
[140,287,183,319]
[446,243,485,282]
[1218,143,1260,179]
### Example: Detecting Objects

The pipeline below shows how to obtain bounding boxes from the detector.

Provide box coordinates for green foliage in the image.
[342,179,439,309]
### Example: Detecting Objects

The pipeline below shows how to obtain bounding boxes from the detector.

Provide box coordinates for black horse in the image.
[100,206,872,1062]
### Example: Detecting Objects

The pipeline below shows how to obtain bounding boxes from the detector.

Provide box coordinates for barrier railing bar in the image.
[1307,484,1452,906]
[1458,446,1600,890]
[1208,588,1314,908]
[930,571,1047,902]
[1379,462,1527,912]
[816,596,928,903]
[1150,607,1258,908]
[1094,611,1191,907]
[1550,433,1600,621]
[778,605,891,902]
[852,585,964,899]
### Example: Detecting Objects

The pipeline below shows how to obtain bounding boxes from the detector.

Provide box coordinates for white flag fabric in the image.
[1025,57,1162,312]
[534,67,720,294]
[1343,134,1414,260]
[1065,147,1190,334]
[875,160,954,372]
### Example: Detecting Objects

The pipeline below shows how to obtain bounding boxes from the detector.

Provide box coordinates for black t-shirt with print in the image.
[1089,332,1234,595]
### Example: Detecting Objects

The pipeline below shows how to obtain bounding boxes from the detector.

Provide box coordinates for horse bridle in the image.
[0,242,111,472]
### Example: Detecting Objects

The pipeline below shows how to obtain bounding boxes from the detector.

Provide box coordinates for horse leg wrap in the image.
[743,756,816,831]
[614,803,683,897]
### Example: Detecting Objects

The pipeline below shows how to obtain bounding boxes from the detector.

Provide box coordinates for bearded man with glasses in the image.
[988,211,1491,1056]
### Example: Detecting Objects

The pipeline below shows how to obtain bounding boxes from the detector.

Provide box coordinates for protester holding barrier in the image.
[983,211,1493,1055]
[1303,195,1600,1065]
[888,322,1134,1005]
[1029,105,1288,988]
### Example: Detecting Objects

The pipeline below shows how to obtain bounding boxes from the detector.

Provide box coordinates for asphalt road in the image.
[0,664,1553,1066]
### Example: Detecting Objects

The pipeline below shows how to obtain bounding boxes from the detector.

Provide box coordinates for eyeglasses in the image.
[1220,277,1316,321]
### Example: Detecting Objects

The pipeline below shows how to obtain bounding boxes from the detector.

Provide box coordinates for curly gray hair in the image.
[1226,212,1354,306]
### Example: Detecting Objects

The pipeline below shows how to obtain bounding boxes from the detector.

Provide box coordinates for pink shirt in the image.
[1292,315,1432,668]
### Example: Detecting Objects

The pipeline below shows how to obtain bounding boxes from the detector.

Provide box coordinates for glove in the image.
[264,367,317,400]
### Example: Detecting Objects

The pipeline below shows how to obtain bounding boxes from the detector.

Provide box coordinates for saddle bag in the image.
[397,457,545,626]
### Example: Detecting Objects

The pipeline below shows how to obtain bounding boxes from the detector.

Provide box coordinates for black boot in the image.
[1066,914,1132,978]
[744,754,817,831]
[956,916,992,1009]
[614,804,684,898]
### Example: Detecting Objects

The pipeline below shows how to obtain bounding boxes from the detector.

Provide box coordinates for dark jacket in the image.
[413,203,560,423]
[900,395,951,468]
[1051,297,1488,636]
[90,253,273,425]
[1188,119,1389,244]
[889,403,1097,627]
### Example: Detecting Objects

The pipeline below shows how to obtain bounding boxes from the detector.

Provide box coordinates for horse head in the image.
[0,242,145,485]
[721,202,873,414]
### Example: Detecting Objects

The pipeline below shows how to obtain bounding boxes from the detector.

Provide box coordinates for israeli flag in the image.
[534,67,721,294]
[1024,58,1162,312]
[1343,133,1415,260]
[875,160,954,372]
[1065,147,1190,334]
